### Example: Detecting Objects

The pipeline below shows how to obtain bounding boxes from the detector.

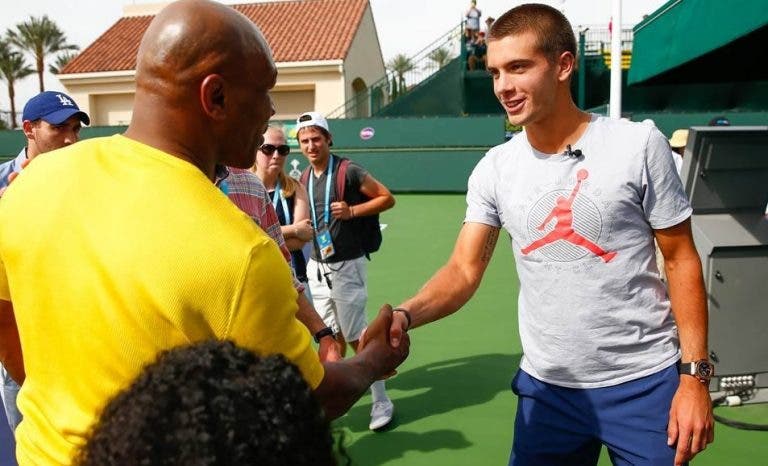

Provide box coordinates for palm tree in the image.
[49,51,78,74]
[0,40,35,129]
[386,54,415,97]
[6,15,78,92]
[427,47,453,69]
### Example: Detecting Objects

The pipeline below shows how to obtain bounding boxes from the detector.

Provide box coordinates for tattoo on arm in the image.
[480,228,500,263]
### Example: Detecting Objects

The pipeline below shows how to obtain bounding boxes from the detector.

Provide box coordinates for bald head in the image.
[127,0,277,176]
[136,0,273,99]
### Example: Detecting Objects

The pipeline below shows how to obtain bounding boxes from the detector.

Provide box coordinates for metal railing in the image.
[327,21,464,119]
[577,26,634,55]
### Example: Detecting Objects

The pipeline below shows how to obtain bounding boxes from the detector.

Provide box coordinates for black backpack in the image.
[300,157,382,258]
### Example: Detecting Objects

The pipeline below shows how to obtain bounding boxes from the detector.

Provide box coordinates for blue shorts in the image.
[509,364,683,466]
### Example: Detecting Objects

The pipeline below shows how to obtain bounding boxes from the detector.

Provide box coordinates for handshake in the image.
[356,304,412,380]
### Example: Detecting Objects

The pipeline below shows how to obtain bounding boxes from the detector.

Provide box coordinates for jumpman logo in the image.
[521,169,617,263]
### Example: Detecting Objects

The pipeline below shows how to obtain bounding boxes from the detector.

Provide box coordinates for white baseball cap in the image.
[296,111,330,133]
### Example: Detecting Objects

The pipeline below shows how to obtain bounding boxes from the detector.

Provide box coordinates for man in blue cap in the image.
[0,91,89,435]
[0,91,90,190]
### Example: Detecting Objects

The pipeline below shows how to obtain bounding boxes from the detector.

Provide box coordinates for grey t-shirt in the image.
[465,115,692,388]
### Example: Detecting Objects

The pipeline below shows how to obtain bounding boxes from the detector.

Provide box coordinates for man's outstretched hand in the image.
[357,304,410,379]
[359,303,410,353]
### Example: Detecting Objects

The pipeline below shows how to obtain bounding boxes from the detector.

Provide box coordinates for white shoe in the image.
[369,398,394,430]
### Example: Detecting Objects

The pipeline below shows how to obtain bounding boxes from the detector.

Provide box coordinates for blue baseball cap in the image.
[22,91,90,126]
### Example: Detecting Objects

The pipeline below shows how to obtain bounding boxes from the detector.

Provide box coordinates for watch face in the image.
[696,361,714,378]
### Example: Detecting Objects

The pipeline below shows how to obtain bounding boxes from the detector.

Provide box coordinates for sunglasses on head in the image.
[260,144,290,156]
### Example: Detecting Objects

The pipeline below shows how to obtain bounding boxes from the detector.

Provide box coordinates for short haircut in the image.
[76,340,336,466]
[488,3,577,62]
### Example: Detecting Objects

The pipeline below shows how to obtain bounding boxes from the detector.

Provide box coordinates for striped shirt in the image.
[221,166,304,292]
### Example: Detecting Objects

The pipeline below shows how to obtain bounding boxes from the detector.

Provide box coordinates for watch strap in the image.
[313,327,335,343]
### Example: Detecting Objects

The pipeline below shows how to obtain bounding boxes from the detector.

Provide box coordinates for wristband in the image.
[392,307,412,330]
[313,327,335,343]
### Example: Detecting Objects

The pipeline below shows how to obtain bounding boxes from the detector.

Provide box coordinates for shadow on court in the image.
[338,352,521,460]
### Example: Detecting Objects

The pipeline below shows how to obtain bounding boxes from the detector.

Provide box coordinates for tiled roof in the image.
[61,0,369,74]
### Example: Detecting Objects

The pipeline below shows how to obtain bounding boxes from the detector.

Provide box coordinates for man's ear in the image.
[22,120,35,140]
[200,74,227,120]
[557,51,576,83]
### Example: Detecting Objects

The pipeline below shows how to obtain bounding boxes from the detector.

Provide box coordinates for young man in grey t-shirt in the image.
[374,4,713,466]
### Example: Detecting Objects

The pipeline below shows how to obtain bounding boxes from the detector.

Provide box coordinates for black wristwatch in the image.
[680,359,715,383]
[313,327,335,343]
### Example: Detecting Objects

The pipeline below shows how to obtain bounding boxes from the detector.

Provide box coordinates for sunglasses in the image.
[259,144,290,156]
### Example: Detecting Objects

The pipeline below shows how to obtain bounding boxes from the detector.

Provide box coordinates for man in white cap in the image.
[296,111,397,430]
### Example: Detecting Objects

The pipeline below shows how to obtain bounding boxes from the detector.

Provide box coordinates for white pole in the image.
[609,0,622,119]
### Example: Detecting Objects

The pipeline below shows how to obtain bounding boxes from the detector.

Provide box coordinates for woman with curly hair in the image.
[76,341,338,466]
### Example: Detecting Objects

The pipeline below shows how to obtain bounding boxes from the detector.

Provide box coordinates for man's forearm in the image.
[295,292,327,335]
[400,225,499,329]
[400,261,482,329]
[314,358,376,419]
[352,195,394,217]
[665,256,708,360]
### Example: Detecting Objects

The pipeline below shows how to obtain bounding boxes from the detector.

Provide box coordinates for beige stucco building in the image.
[57,0,386,126]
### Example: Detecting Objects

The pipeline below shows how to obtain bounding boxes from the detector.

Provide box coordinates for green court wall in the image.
[0,116,508,192]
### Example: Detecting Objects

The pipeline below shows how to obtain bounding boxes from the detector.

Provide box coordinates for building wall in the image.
[342,3,386,118]
[271,89,315,120]
[92,93,135,126]
[273,64,344,117]
[58,73,137,126]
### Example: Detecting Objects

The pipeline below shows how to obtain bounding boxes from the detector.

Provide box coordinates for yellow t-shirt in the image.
[0,135,324,466]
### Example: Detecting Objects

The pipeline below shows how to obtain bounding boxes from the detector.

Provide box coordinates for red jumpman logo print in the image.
[521,169,617,263]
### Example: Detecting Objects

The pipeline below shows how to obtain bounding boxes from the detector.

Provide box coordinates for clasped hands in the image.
[357,304,411,379]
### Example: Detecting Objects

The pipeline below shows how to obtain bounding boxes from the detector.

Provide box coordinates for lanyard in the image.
[271,180,291,225]
[309,155,334,229]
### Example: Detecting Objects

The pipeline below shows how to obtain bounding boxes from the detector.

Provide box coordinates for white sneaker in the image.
[369,398,394,430]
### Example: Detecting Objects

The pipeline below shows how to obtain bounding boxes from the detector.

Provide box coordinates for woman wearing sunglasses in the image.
[252,126,314,291]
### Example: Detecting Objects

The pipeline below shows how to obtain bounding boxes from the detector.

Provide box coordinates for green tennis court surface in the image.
[332,194,768,466]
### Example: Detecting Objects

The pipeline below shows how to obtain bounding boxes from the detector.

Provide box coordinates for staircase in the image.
[326,22,464,118]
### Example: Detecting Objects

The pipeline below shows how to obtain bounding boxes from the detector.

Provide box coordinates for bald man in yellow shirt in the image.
[0,1,409,464]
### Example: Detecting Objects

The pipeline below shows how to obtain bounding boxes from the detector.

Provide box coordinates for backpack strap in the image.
[335,156,350,202]
[299,165,311,188]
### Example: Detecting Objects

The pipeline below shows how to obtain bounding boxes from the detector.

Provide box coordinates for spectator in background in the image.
[252,126,314,297]
[76,341,339,466]
[482,16,495,35]
[0,91,89,191]
[669,128,689,174]
[468,31,487,71]
[296,111,397,431]
[465,0,482,42]
[669,129,688,157]
[0,91,90,438]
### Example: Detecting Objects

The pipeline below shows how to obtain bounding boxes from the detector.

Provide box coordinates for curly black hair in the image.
[76,340,336,466]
